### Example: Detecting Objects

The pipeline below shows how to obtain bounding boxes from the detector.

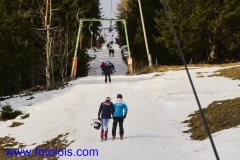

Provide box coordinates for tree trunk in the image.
[46,25,51,89]
[210,44,218,61]
[209,37,219,62]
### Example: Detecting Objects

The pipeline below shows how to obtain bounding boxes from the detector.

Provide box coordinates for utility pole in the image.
[138,0,152,66]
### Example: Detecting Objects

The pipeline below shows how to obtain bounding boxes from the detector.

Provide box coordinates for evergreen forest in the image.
[116,0,240,66]
[1,0,240,96]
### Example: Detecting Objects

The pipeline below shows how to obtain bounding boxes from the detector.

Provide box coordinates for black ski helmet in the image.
[117,94,122,99]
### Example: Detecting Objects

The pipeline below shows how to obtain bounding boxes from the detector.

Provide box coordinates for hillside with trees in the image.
[116,0,240,67]
[1,0,240,96]
[0,0,103,96]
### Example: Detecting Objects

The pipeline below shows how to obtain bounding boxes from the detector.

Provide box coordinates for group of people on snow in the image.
[100,61,115,83]
[107,43,115,57]
[109,47,114,57]
[98,94,128,141]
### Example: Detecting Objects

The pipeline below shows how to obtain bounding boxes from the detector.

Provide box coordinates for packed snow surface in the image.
[1,44,240,160]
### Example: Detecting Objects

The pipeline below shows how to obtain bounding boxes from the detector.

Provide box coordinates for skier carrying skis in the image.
[112,94,128,140]
[98,97,114,141]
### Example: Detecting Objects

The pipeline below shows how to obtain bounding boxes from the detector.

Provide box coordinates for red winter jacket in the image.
[100,63,105,69]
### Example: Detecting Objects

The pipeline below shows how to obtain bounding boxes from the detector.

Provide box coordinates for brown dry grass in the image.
[209,66,240,80]
[183,65,240,140]
[137,62,240,75]
[137,65,184,74]
[0,133,74,160]
[138,63,240,141]
[8,122,24,127]
[183,97,240,140]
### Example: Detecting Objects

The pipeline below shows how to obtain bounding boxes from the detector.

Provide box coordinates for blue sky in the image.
[100,0,119,19]
[99,0,120,41]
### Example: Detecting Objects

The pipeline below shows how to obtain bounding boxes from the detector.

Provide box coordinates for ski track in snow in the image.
[0,44,240,160]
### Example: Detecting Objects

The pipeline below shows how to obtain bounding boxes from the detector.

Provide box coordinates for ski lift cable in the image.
[161,0,220,159]
[74,1,86,18]
[33,27,57,31]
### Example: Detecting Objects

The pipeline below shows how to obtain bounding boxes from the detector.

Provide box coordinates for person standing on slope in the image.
[100,62,105,76]
[110,63,115,75]
[109,47,112,57]
[98,97,114,141]
[112,94,128,140]
[104,62,111,83]
[111,48,114,57]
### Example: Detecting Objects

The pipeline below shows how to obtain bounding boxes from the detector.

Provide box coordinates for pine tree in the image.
[0,0,103,96]
[155,0,240,63]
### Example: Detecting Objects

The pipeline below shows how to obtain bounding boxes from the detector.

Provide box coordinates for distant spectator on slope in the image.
[104,62,111,83]
[109,47,112,57]
[112,48,114,57]
[100,62,105,76]
[111,63,115,75]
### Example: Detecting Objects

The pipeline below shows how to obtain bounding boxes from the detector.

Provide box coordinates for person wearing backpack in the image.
[98,97,114,141]
[112,94,128,140]
[110,63,115,75]
[104,62,111,83]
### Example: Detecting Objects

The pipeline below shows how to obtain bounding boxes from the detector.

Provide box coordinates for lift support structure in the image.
[71,18,133,77]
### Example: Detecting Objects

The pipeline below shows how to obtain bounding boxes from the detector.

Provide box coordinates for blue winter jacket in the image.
[113,99,128,117]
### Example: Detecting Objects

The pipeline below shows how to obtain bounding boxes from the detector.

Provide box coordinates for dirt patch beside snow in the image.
[0,133,74,160]
[183,66,240,140]
[183,97,240,140]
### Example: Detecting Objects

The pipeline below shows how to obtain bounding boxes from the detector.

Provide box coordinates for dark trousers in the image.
[101,69,104,76]
[105,72,111,82]
[112,117,124,136]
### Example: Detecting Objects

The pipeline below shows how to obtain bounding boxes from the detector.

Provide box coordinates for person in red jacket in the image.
[100,62,105,76]
[98,97,114,141]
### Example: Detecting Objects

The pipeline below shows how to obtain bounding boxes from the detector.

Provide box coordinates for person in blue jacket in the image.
[98,97,114,141]
[112,94,128,140]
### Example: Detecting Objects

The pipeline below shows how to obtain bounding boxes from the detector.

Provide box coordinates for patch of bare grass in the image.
[209,66,240,80]
[138,65,184,74]
[137,62,240,75]
[0,133,74,160]
[195,72,208,78]
[183,97,240,140]
[8,122,24,127]
[21,113,30,119]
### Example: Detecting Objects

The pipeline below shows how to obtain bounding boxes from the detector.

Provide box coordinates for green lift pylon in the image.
[71,18,133,77]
